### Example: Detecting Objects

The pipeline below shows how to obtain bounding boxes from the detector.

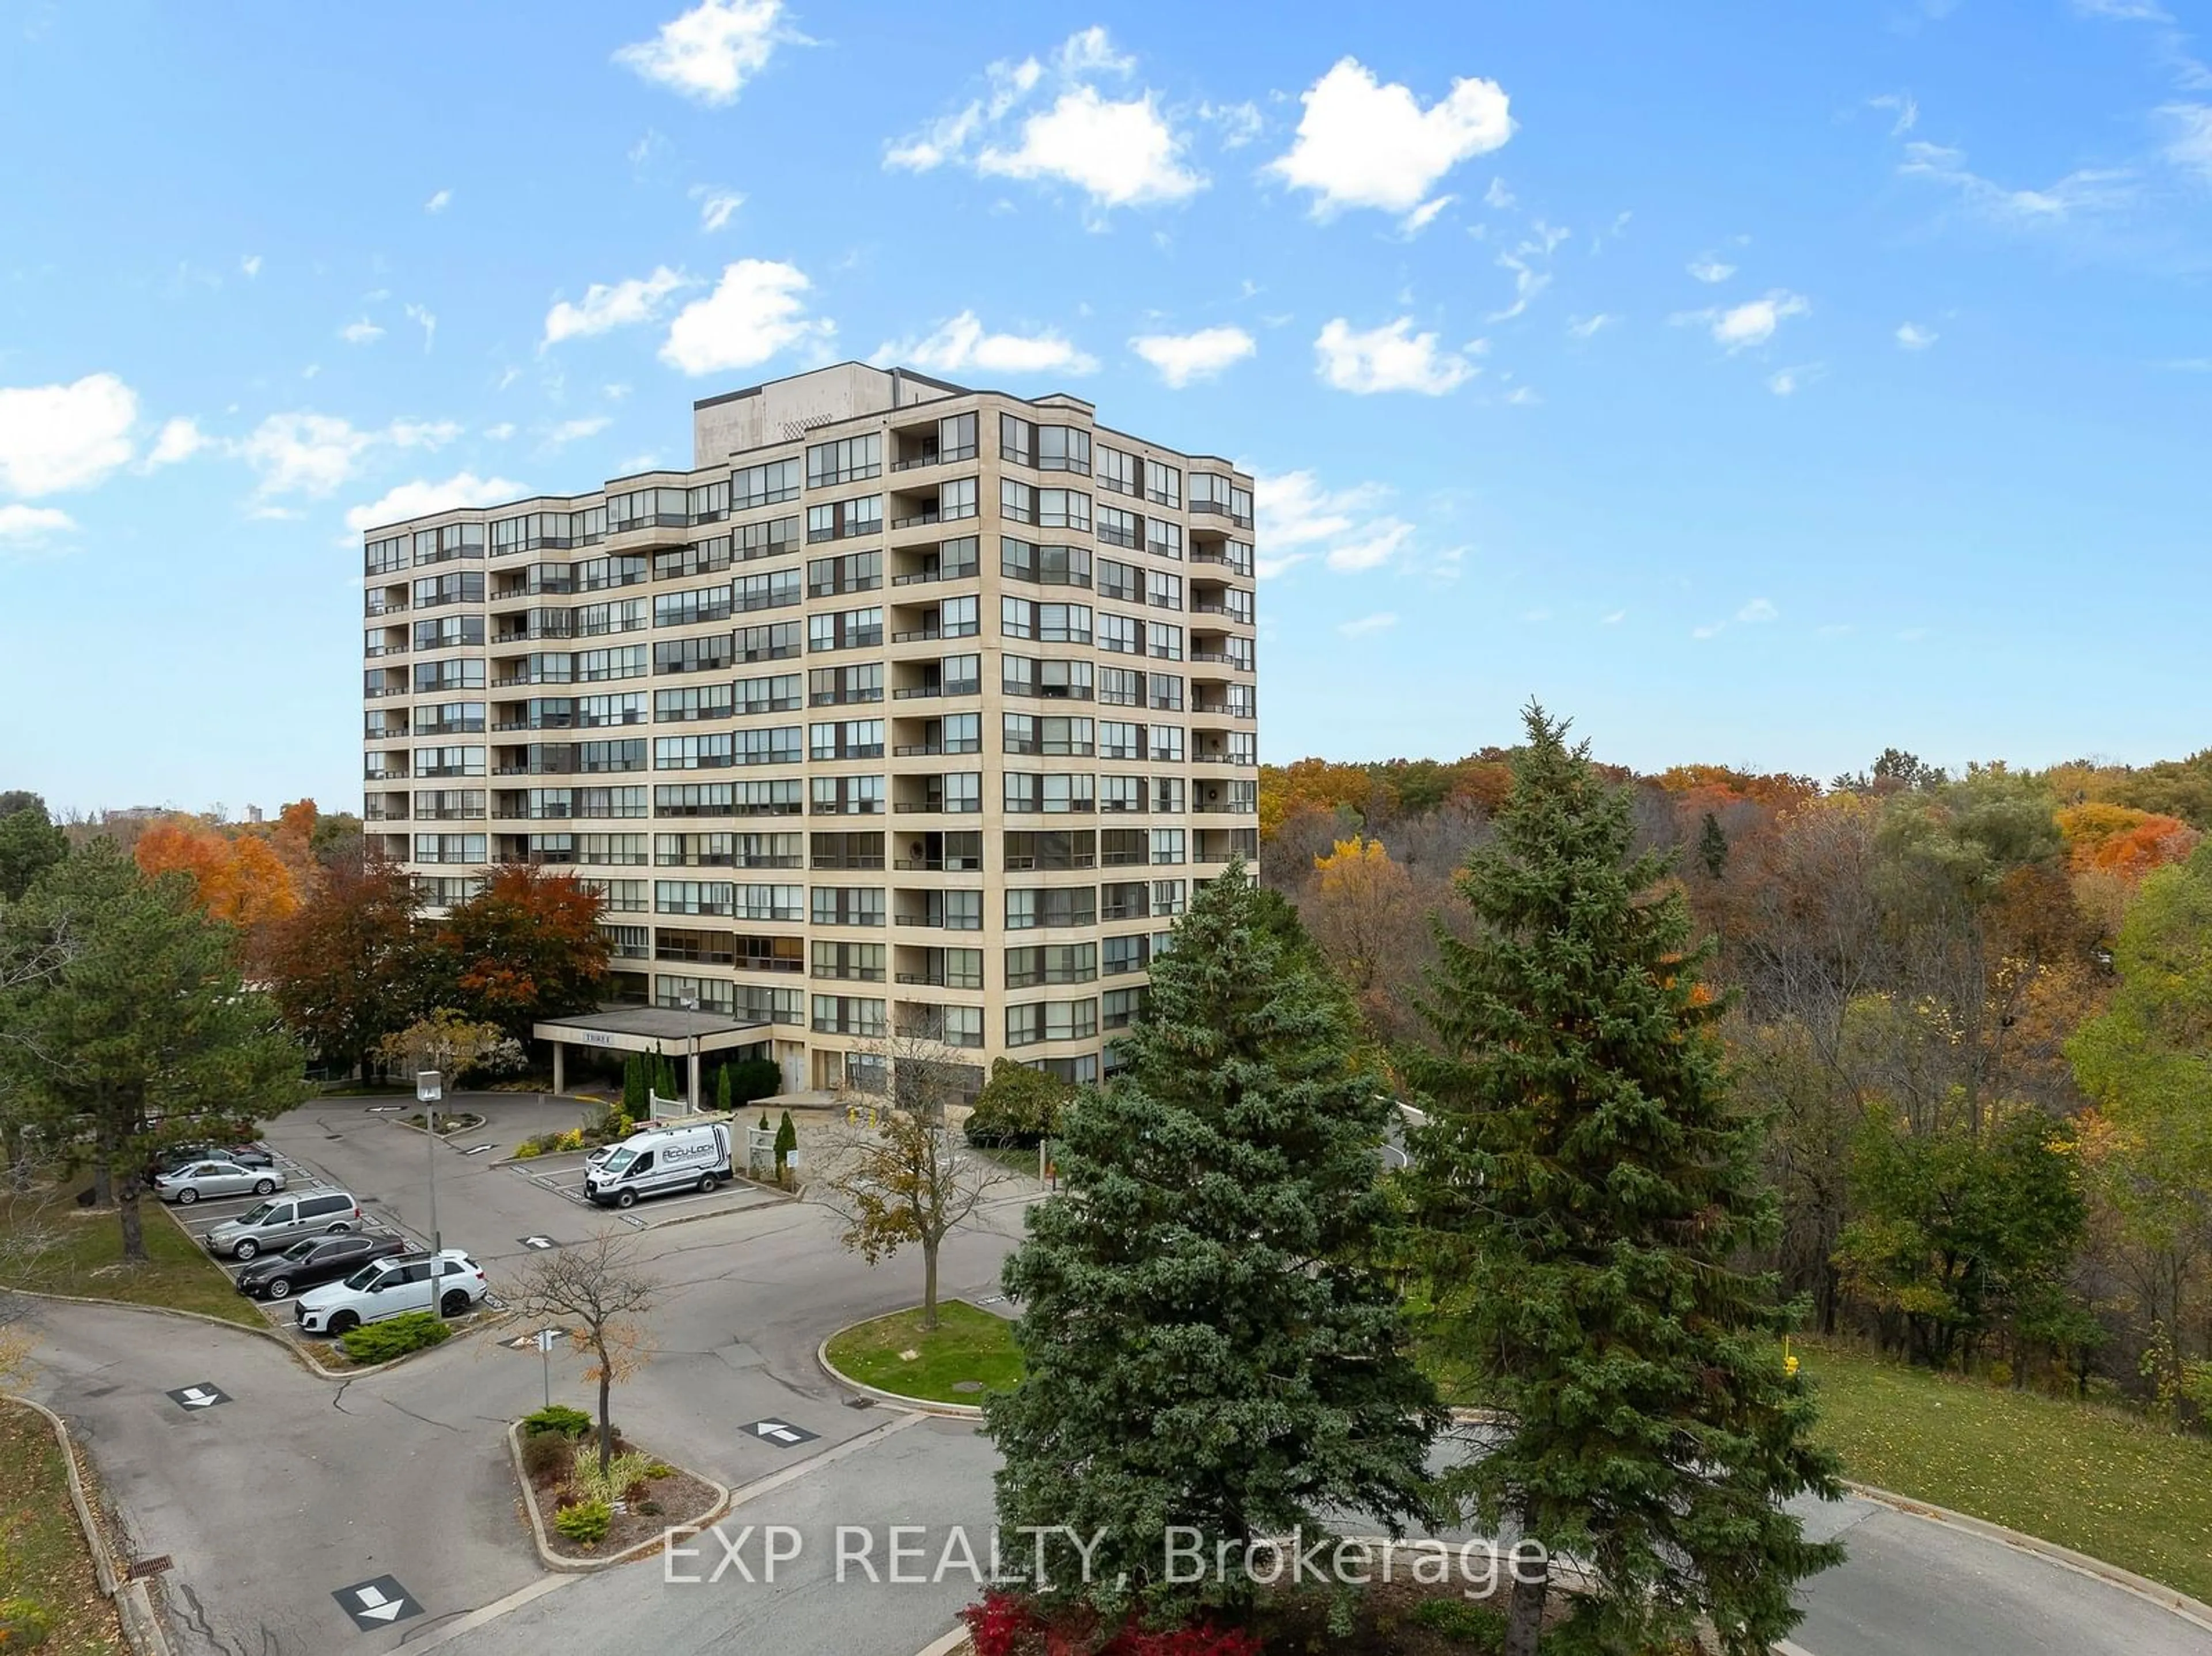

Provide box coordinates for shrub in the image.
[513,1139,544,1160]
[963,1058,1077,1149]
[521,1404,592,1438]
[0,1596,53,1649]
[960,1591,1043,1656]
[554,1499,611,1545]
[1408,1598,1506,1645]
[339,1311,451,1363]
[521,1431,570,1484]
[1107,1625,1264,1656]
[643,1460,673,1479]
[728,1056,782,1107]
[554,1127,587,1153]
[621,1477,651,1507]
[571,1446,654,1505]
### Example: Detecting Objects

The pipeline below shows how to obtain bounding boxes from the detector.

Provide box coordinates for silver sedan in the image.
[154,1160,284,1204]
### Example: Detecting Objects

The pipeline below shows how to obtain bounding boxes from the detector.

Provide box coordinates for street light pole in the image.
[418,1068,444,1320]
[680,994,700,1112]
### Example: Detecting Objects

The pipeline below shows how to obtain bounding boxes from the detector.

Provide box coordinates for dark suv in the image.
[234,1233,407,1301]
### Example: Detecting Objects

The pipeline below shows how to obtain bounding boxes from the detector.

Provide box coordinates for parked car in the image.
[584,1123,731,1208]
[204,1189,363,1260]
[151,1141,274,1179]
[153,1160,283,1205]
[235,1233,407,1301]
[294,1249,488,1335]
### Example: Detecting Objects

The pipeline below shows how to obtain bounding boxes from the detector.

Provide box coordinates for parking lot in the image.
[506,1146,791,1230]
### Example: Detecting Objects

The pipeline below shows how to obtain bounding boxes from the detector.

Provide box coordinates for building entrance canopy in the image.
[533,1007,769,1104]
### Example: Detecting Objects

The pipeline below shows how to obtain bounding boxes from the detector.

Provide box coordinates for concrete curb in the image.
[8,1285,506,1383]
[909,1630,971,1656]
[6,1394,172,1656]
[385,1113,488,1139]
[505,1421,729,1573]
[815,1329,986,1420]
[1843,1479,2212,1634]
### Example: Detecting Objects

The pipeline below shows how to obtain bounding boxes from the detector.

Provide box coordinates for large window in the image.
[813,940,887,982]
[737,516,801,562]
[732,674,802,714]
[811,886,886,926]
[809,719,884,760]
[736,726,804,766]
[736,621,802,663]
[733,458,801,510]
[811,995,888,1037]
[655,636,734,675]
[654,733,737,770]
[1003,773,1096,814]
[806,496,882,543]
[1002,539,1091,588]
[806,433,881,488]
[810,774,885,816]
[736,569,801,611]
[1003,714,1094,757]
[654,586,734,628]
[1006,886,1098,931]
[1005,942,1097,988]
[1005,998,1099,1046]
[808,607,883,651]
[1000,598,1092,644]
[809,662,884,706]
[807,550,881,597]
[1002,655,1092,701]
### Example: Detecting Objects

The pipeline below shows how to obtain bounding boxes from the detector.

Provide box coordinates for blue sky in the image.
[2,0,2210,816]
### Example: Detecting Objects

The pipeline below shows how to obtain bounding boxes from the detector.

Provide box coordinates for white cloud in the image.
[1692,621,1726,640]
[0,503,75,540]
[484,423,517,441]
[1687,256,1736,283]
[1737,597,1779,623]
[876,310,1097,377]
[1266,57,1513,217]
[405,302,437,351]
[0,373,139,495]
[340,317,384,346]
[1313,317,1476,395]
[1674,289,1810,351]
[661,260,833,375]
[548,416,613,445]
[239,253,263,279]
[1868,93,1919,135]
[1400,195,1455,235]
[387,419,461,450]
[1766,363,1823,395]
[1324,521,1415,571]
[2073,0,2171,18]
[1567,313,1618,339]
[1200,100,1263,149]
[614,0,792,104]
[145,416,206,469]
[1253,551,1309,580]
[888,30,1198,211]
[692,187,745,232]
[236,412,376,497]
[1488,222,1569,321]
[424,188,452,214]
[978,86,1201,207]
[1130,325,1256,387]
[1899,140,2135,222]
[1483,176,1515,210]
[2161,104,2212,181]
[1896,321,1940,349]
[1601,609,1627,624]
[1336,612,1399,636]
[543,266,691,347]
[344,471,526,536]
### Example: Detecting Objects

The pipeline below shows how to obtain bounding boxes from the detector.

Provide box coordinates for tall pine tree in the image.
[987,858,1437,1628]
[1407,706,1841,1656]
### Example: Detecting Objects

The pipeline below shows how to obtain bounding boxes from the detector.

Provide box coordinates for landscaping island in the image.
[821,1301,1023,1405]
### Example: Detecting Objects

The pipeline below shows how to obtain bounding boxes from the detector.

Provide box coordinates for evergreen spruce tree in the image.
[621,1054,646,1118]
[986,857,1437,1628]
[1407,706,1841,1656]
[715,1063,733,1112]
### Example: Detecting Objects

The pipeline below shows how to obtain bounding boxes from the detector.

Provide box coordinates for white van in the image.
[583,1123,732,1208]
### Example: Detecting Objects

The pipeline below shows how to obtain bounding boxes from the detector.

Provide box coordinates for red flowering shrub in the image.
[961,1590,1044,1656]
[1106,1624,1264,1656]
[960,1593,1263,1656]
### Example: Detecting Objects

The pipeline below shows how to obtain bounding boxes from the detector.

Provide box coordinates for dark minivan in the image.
[235,1233,407,1301]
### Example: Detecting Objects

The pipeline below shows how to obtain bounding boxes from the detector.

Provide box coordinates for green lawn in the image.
[824,1299,1024,1403]
[1801,1342,2212,1604]
[0,1181,263,1329]
[0,1404,124,1654]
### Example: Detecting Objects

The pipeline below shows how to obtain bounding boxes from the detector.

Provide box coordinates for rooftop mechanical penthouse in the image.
[361,363,1258,1094]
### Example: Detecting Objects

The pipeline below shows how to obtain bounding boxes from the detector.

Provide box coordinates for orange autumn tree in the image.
[133,816,300,930]
[1306,836,1418,1014]
[2056,801,2200,884]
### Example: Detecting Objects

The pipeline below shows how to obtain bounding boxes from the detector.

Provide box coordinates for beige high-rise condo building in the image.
[361,364,1258,1095]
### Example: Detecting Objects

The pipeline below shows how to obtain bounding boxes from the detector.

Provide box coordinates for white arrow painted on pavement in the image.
[755,1422,800,1442]
[180,1388,217,1407]
[355,1586,404,1622]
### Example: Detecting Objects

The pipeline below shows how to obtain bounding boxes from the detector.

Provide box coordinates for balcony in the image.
[363,641,410,658]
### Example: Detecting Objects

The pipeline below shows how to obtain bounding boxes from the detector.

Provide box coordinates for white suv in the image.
[293,1249,488,1336]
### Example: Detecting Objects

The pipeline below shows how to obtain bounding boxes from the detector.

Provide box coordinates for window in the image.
[810,830,885,870]
[654,586,734,628]
[1002,713,1094,756]
[1103,986,1145,1029]
[1153,878,1188,916]
[1098,721,1142,761]
[1146,518,1183,561]
[1154,776,1186,813]
[806,497,881,543]
[1096,445,1138,497]
[1002,539,1091,588]
[999,478,1035,525]
[1003,829,1096,871]
[1100,774,1147,813]
[1003,772,1096,814]
[416,700,487,735]
[1096,559,1141,603]
[736,515,801,562]
[999,414,1032,468]
[1103,932,1152,976]
[734,726,802,766]
[411,570,484,609]
[1002,655,1092,701]
[411,833,487,864]
[810,774,885,816]
[1036,425,1090,473]
[1000,598,1092,644]
[1097,505,1138,550]
[733,458,801,509]
[654,733,737,770]
[811,995,887,1037]
[1148,725,1184,763]
[935,772,983,813]
[813,940,887,982]
[1005,943,1097,987]
[1005,886,1098,930]
[688,479,730,524]
[1037,489,1090,531]
[806,433,881,488]
[1149,674,1184,712]
[1150,827,1186,864]
[414,745,484,778]
[736,568,802,611]
[809,662,883,706]
[808,550,881,597]
[1098,828,1147,867]
[1147,623,1184,662]
[1097,612,1141,655]
[654,636,734,675]
[1149,573,1183,611]
[809,719,884,760]
[737,883,806,921]
[812,886,886,926]
[1146,462,1181,509]
[1098,666,1143,707]
[938,478,979,521]
[411,615,485,652]
[731,673,803,714]
[656,880,736,916]
[1189,473,1234,515]
[1227,732,1257,766]
[808,607,882,651]
[1005,998,1099,1045]
[653,779,801,817]
[735,621,801,663]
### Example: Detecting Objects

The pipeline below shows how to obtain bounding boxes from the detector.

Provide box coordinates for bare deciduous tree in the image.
[815,1033,1013,1331]
[506,1229,658,1477]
